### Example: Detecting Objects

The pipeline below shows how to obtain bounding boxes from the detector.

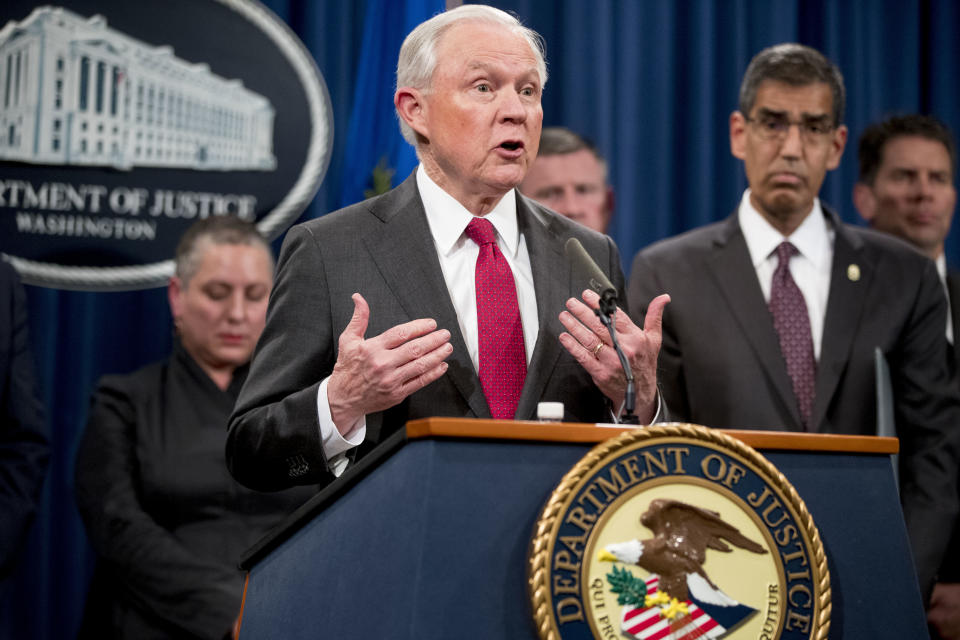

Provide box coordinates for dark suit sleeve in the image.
[0,263,48,578]
[227,225,338,491]
[892,260,960,601]
[75,381,240,639]
[937,275,960,582]
[628,249,687,422]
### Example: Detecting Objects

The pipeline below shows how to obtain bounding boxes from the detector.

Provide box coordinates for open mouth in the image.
[500,140,523,151]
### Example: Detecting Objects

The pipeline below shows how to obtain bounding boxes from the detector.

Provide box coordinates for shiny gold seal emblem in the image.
[528,424,830,640]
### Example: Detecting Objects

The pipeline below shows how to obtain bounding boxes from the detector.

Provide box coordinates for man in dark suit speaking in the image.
[227,6,668,493]
[627,43,960,601]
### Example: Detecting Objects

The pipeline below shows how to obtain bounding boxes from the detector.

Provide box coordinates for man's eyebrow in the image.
[465,61,491,72]
[534,186,563,197]
[754,107,830,121]
[755,107,787,119]
[464,60,540,79]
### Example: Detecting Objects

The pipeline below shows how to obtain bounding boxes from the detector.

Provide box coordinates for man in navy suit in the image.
[854,114,960,638]
[227,5,668,492]
[628,44,960,602]
[0,261,48,592]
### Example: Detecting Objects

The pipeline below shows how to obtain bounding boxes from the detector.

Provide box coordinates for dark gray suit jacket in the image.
[627,208,960,599]
[0,261,47,587]
[937,271,960,583]
[947,271,960,377]
[227,174,623,492]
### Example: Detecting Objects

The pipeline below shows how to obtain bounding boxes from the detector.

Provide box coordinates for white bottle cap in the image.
[537,402,564,422]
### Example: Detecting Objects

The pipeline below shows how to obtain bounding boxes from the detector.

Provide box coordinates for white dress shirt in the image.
[738,190,834,360]
[937,253,953,344]
[316,166,539,475]
[416,165,539,368]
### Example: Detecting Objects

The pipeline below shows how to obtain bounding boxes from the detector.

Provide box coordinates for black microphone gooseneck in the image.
[563,238,639,424]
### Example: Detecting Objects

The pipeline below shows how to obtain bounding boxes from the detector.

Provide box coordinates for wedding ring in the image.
[591,341,604,359]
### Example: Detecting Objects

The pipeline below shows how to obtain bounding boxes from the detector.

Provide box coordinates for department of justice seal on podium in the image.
[528,424,830,640]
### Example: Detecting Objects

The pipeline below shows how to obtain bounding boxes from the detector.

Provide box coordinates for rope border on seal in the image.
[527,423,831,640]
[7,0,333,291]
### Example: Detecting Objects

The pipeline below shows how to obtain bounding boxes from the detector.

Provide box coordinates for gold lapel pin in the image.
[847,264,860,282]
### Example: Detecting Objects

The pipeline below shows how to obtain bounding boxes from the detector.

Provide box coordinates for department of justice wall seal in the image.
[528,424,830,640]
[0,0,332,290]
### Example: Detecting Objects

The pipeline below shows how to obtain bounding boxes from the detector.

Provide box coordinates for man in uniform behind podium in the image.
[226,6,668,493]
[627,43,960,602]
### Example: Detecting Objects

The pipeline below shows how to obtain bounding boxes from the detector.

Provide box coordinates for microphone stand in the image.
[594,292,639,425]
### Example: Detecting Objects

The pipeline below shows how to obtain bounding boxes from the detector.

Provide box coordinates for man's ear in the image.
[730,111,747,160]
[168,276,184,322]
[395,87,429,140]
[825,124,848,171]
[604,186,616,229]
[853,182,876,222]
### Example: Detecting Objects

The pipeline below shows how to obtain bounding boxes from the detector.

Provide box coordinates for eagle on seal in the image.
[598,498,767,603]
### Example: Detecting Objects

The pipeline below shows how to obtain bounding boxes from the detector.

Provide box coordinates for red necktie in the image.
[769,242,816,429]
[465,217,526,419]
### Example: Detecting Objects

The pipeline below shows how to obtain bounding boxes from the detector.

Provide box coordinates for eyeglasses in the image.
[744,114,836,144]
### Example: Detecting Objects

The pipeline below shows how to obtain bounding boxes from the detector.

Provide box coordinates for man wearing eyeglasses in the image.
[628,43,960,604]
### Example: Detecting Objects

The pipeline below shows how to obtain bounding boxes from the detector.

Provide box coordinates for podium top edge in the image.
[404,418,900,455]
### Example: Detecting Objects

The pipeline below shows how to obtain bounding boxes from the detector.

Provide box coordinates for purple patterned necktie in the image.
[465,217,526,419]
[769,241,816,429]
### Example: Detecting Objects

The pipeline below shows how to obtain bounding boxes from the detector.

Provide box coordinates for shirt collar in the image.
[416,165,520,257]
[738,189,831,268]
[937,253,948,283]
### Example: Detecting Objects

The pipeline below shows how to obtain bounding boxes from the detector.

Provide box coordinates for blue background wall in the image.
[5,1,960,637]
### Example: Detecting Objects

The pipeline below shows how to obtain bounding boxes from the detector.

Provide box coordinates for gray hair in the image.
[395,4,548,146]
[739,43,846,126]
[174,215,273,286]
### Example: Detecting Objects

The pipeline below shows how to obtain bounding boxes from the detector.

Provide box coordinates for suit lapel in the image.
[361,175,490,418]
[708,214,803,429]
[810,216,870,431]
[514,196,567,420]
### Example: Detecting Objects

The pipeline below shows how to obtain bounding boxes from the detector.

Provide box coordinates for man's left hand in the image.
[559,290,670,423]
[929,582,960,639]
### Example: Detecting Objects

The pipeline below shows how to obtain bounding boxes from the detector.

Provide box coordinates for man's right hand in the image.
[327,293,452,433]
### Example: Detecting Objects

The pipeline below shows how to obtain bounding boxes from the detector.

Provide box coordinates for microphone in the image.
[563,238,639,424]
[564,238,618,317]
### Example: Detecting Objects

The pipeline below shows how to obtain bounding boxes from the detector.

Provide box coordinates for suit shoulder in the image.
[291,198,377,237]
[95,359,167,401]
[634,221,727,262]
[842,223,934,268]
[288,180,420,243]
[519,193,615,251]
[0,259,17,284]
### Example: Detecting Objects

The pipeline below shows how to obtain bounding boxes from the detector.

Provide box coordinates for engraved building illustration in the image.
[0,6,276,171]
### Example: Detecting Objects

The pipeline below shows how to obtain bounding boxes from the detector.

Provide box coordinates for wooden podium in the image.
[236,419,925,639]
